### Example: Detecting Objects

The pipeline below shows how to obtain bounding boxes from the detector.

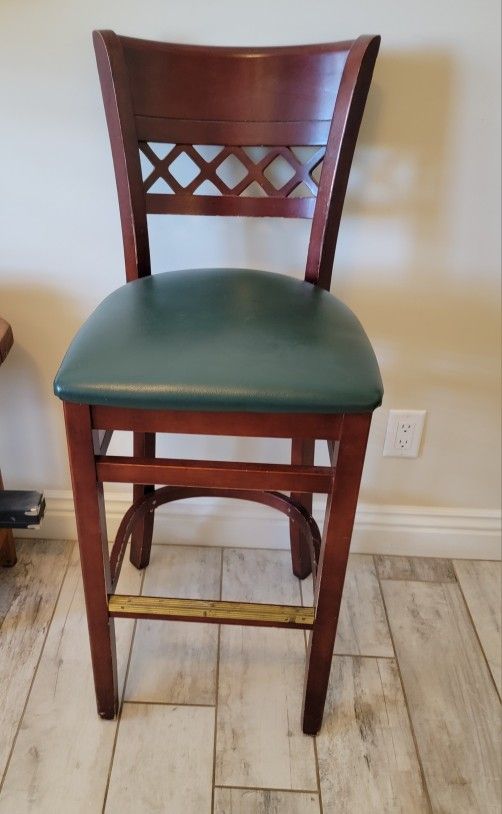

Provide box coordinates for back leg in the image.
[130,432,156,569]
[290,438,315,579]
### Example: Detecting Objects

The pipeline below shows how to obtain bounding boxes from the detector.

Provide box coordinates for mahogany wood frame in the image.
[0,469,17,567]
[61,31,380,735]
[0,317,16,567]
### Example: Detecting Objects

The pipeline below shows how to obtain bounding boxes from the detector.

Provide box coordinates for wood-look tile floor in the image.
[0,541,500,813]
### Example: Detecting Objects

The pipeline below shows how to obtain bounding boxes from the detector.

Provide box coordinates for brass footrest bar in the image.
[109,594,315,629]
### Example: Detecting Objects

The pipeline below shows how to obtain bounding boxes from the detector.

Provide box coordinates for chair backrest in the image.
[93,31,380,288]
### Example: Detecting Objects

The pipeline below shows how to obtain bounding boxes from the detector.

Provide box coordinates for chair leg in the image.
[302,413,372,735]
[0,528,16,567]
[0,470,16,566]
[130,432,156,569]
[290,438,315,579]
[64,402,118,719]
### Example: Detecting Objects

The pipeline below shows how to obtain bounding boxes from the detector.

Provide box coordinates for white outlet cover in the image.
[383,409,427,458]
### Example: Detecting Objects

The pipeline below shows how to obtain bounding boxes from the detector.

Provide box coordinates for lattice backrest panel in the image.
[139,142,325,218]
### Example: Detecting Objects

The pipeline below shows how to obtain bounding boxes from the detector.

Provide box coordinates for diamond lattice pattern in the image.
[139,144,325,198]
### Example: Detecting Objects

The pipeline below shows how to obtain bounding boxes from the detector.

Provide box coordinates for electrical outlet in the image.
[383,410,426,458]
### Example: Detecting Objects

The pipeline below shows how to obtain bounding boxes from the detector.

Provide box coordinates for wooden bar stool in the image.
[0,316,16,568]
[54,31,383,735]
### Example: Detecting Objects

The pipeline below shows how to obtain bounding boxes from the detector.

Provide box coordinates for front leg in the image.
[64,402,118,718]
[302,413,371,735]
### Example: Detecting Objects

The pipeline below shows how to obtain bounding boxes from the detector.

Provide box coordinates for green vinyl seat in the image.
[54,268,383,413]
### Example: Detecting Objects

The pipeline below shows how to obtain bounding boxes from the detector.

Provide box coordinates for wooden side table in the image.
[0,316,16,566]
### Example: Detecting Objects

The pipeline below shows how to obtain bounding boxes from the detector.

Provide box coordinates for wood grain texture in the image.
[290,437,316,579]
[0,528,16,568]
[0,470,16,567]
[2,540,500,811]
[214,788,320,813]
[130,430,155,568]
[453,559,501,695]
[0,539,70,780]
[0,546,141,813]
[316,656,429,813]
[0,317,13,365]
[105,703,214,813]
[110,485,320,588]
[302,413,372,735]
[64,402,119,719]
[381,579,501,812]
[91,405,344,439]
[0,543,23,623]
[94,31,380,287]
[302,554,393,657]
[375,556,456,582]
[216,549,317,790]
[125,545,220,704]
[96,454,332,493]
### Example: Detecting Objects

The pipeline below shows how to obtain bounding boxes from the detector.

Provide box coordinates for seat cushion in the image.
[54,269,383,413]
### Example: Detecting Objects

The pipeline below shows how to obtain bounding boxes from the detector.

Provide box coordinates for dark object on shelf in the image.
[54,31,383,735]
[0,490,46,529]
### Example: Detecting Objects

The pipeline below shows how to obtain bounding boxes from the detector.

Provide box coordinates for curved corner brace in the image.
[109,486,321,591]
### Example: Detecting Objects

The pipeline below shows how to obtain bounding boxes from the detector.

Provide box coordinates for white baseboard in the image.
[15,490,501,560]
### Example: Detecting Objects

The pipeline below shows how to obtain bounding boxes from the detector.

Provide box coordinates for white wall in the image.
[0,1,500,552]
